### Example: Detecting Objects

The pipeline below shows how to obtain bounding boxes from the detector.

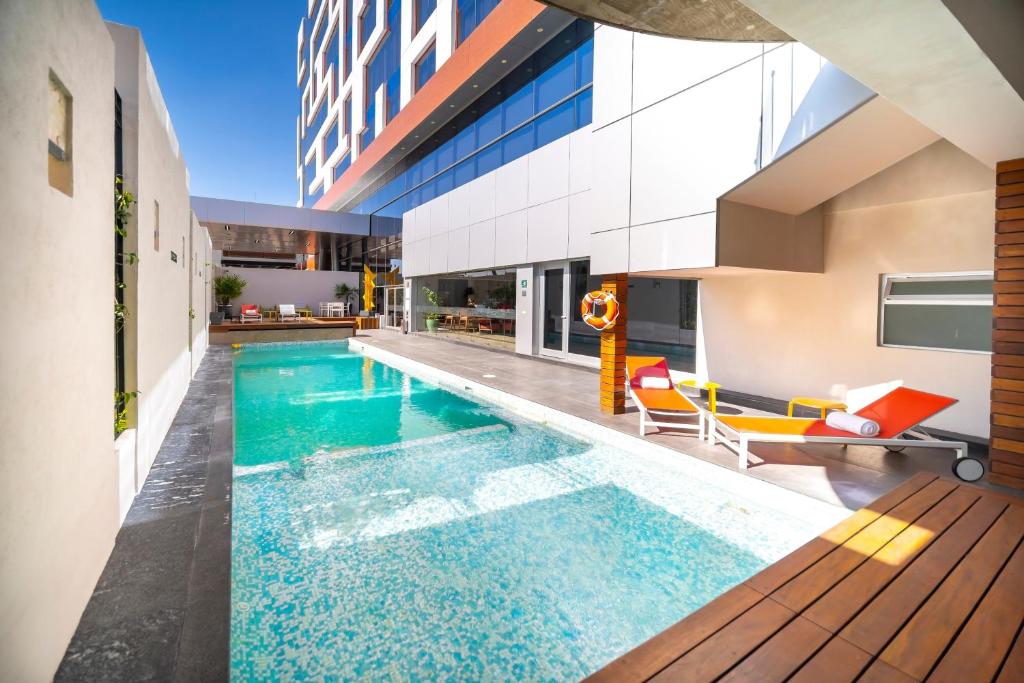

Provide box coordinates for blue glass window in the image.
[325,117,339,153]
[333,153,351,183]
[343,0,353,78]
[534,98,574,148]
[343,94,352,140]
[475,107,500,147]
[502,83,534,130]
[536,51,575,111]
[359,0,375,51]
[386,70,400,121]
[501,123,533,164]
[303,99,328,158]
[475,142,501,176]
[361,96,376,151]
[304,156,320,207]
[456,0,499,45]
[414,0,436,34]
[415,43,436,93]
[575,87,592,127]
[576,37,593,89]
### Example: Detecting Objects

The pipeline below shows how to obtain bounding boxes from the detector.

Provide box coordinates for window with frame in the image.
[879,272,993,353]
[415,42,436,94]
[414,0,436,34]
[359,0,376,51]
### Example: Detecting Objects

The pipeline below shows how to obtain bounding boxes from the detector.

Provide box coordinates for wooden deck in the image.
[208,317,355,332]
[587,473,1024,682]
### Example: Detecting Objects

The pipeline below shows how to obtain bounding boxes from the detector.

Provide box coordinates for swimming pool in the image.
[231,341,846,680]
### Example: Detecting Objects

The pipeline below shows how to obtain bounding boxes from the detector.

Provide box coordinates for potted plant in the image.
[422,286,442,332]
[213,273,246,323]
[335,282,355,313]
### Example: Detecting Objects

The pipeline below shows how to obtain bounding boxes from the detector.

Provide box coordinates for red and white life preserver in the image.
[580,290,620,331]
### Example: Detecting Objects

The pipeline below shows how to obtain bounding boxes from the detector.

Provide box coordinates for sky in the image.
[97,0,300,206]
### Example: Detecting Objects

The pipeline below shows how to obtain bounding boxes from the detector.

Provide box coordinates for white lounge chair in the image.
[278,304,300,322]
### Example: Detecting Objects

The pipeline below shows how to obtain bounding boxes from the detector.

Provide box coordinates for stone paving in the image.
[56,347,232,683]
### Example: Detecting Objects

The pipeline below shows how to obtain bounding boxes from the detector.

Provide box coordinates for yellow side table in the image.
[788,396,847,418]
[679,379,722,413]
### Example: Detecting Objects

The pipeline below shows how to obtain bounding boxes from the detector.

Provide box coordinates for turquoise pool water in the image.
[231,341,833,681]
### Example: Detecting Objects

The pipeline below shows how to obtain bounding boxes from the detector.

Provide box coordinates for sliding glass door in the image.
[537,260,601,366]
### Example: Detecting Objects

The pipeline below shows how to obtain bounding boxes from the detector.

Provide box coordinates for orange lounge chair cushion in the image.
[716,415,817,435]
[718,387,957,439]
[632,387,699,414]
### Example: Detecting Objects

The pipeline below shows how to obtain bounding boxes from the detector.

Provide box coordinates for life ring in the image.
[581,290,620,331]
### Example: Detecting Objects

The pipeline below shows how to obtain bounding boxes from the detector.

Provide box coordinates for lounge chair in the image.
[626,356,705,440]
[278,304,300,322]
[710,386,981,480]
[239,304,262,323]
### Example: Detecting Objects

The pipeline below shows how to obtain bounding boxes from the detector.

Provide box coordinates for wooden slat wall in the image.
[600,274,628,414]
[992,157,1024,489]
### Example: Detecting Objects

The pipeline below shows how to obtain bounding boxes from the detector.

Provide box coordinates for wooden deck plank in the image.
[802,486,980,633]
[839,495,1008,654]
[744,474,937,596]
[587,479,1023,683]
[648,598,794,683]
[996,627,1024,682]
[716,614,830,682]
[582,584,763,683]
[788,637,873,683]
[859,659,918,683]
[927,541,1024,682]
[878,504,1024,679]
[769,479,957,614]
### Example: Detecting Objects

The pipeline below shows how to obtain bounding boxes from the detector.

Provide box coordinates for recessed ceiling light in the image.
[472,84,478,88]
[429,120,435,124]
[500,58,507,64]
[449,104,455,108]
[536,27,543,32]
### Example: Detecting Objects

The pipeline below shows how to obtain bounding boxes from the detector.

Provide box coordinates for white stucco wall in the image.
[109,23,201,494]
[190,212,213,376]
[221,266,359,310]
[699,141,995,437]
[0,2,118,680]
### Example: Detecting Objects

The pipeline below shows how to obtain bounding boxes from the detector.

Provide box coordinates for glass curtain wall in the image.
[627,278,698,372]
[414,270,516,337]
[347,20,593,220]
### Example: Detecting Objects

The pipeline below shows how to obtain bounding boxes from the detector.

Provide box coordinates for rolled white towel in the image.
[640,376,672,390]
[825,411,881,437]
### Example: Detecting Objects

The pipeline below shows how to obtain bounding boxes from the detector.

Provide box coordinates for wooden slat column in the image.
[992,157,1024,489]
[600,274,628,414]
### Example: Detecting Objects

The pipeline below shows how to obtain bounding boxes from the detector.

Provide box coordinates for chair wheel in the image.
[885,445,906,453]
[952,457,985,482]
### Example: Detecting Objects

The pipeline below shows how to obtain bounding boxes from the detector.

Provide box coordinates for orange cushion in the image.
[632,387,699,414]
[717,415,818,435]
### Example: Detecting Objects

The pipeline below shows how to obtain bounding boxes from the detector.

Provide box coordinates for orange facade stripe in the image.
[314,0,546,211]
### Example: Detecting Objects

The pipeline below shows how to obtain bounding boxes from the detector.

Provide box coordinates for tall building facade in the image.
[297,0,1004,440]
